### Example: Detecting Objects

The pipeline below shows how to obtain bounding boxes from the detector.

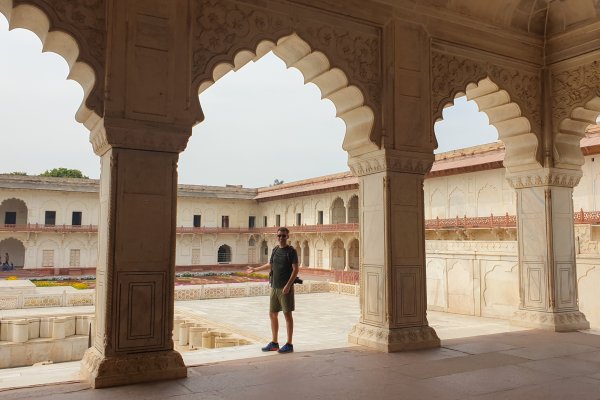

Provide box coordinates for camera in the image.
[293,277,303,284]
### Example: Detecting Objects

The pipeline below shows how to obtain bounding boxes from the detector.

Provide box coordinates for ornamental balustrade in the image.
[3,211,600,234]
[0,224,97,233]
[176,223,360,234]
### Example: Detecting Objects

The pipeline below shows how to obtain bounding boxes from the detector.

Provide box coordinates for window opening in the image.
[72,211,82,226]
[45,211,56,226]
[193,214,201,228]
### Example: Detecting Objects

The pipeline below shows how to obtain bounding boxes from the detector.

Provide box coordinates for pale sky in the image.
[1,15,504,187]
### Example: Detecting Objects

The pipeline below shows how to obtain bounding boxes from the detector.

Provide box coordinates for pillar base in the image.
[80,347,187,388]
[512,309,590,332]
[348,323,440,352]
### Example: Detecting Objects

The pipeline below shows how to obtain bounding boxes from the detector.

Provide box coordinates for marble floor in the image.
[1,293,600,399]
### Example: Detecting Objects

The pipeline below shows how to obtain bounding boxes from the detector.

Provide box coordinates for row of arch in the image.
[4,2,599,173]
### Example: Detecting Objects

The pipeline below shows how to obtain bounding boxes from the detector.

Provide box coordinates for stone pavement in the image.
[2,293,600,399]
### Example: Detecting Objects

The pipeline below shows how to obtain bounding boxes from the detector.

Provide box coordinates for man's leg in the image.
[270,312,279,343]
[283,311,293,344]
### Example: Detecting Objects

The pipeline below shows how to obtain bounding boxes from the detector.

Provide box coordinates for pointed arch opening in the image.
[330,197,345,224]
[0,198,27,225]
[0,237,24,269]
[194,33,377,160]
[348,239,359,270]
[435,77,540,174]
[217,244,232,264]
[302,240,310,268]
[347,195,359,224]
[330,238,345,270]
[0,2,100,130]
[556,97,600,170]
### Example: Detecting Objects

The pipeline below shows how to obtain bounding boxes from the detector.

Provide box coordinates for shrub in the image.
[5,276,18,280]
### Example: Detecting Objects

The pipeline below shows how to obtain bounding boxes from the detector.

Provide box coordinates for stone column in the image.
[80,0,201,388]
[507,168,589,331]
[344,246,350,271]
[80,121,192,388]
[348,150,440,351]
[299,244,305,267]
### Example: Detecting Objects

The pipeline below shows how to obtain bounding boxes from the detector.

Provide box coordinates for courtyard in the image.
[1,292,600,398]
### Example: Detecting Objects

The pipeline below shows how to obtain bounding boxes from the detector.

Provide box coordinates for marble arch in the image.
[1,0,598,391]
[194,33,377,157]
[555,96,600,170]
[434,76,540,174]
[0,0,102,129]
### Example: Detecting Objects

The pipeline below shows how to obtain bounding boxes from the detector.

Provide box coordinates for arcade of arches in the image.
[1,0,599,389]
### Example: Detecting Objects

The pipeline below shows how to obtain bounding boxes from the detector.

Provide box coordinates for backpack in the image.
[270,245,303,284]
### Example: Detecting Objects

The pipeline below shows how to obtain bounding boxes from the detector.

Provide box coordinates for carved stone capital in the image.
[349,150,434,177]
[505,168,582,189]
[348,322,440,352]
[512,310,590,332]
[80,347,187,388]
[90,117,193,156]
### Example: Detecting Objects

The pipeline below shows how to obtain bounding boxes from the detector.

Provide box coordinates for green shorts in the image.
[270,287,295,313]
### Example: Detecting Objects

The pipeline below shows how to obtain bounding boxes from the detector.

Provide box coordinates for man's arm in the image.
[247,263,271,274]
[283,263,299,294]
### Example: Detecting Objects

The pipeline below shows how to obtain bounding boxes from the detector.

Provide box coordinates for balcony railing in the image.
[3,211,600,235]
[426,210,600,229]
[177,223,359,234]
[425,214,517,229]
[0,223,97,233]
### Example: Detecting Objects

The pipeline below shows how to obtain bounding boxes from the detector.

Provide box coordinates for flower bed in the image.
[6,272,268,289]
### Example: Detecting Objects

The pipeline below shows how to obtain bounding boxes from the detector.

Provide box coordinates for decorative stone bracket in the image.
[505,167,582,189]
[349,149,434,177]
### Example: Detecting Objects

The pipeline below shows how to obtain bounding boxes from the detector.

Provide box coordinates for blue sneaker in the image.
[277,343,294,354]
[261,341,279,352]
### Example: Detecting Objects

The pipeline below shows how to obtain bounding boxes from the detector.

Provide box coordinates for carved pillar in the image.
[299,245,305,267]
[80,0,200,388]
[507,168,589,331]
[348,150,440,351]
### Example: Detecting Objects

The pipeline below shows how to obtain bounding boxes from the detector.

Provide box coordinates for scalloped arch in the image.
[0,197,28,210]
[195,33,377,158]
[555,97,600,170]
[436,77,541,174]
[0,1,101,130]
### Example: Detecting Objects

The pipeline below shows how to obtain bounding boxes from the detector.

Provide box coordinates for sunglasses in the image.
[277,234,288,238]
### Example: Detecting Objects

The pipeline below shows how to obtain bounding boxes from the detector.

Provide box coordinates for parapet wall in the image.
[426,240,600,330]
[0,314,93,368]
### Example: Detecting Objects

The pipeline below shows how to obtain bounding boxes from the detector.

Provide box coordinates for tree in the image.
[7,172,27,176]
[39,168,89,179]
[271,178,284,186]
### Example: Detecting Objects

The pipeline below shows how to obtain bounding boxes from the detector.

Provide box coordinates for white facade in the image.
[0,175,359,270]
[4,137,600,330]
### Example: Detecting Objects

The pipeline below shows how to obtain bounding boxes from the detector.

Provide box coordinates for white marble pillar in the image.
[507,168,589,331]
[80,126,188,388]
[344,246,350,271]
[348,150,440,351]
[80,0,200,388]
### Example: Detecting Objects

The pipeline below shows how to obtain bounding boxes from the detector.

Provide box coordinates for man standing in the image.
[247,227,299,354]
